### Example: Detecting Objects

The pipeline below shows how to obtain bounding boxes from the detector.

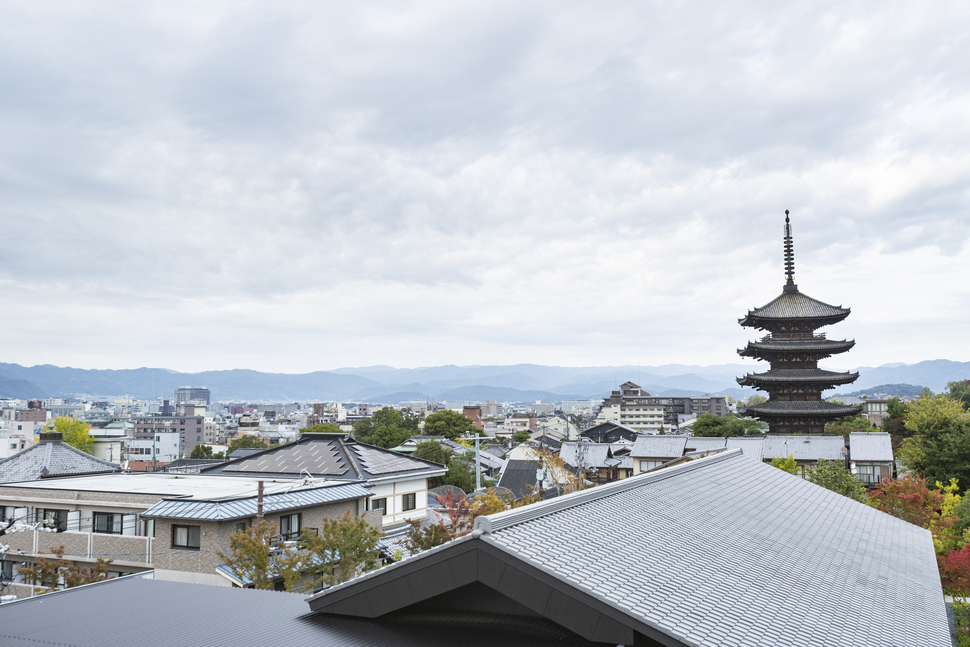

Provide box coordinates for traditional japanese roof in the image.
[140,481,373,521]
[202,433,446,483]
[684,437,727,452]
[740,289,850,327]
[744,400,863,417]
[0,575,594,647]
[849,432,894,462]
[724,436,765,460]
[738,337,855,358]
[763,435,846,461]
[630,435,688,459]
[559,443,614,469]
[0,436,120,484]
[308,450,949,647]
[737,368,859,387]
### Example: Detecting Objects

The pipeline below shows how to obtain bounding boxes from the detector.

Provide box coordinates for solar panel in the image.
[352,446,426,474]
[223,441,349,476]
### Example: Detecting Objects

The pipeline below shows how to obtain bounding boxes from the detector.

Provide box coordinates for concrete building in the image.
[594,382,730,430]
[174,387,211,406]
[131,414,205,459]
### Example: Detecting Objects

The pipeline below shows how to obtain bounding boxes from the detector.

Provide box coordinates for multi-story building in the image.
[174,387,211,406]
[594,382,730,431]
[130,414,205,459]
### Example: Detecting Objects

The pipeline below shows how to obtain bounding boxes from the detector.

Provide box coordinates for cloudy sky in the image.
[1,1,969,374]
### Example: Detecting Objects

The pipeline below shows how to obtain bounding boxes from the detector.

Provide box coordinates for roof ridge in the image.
[475,449,745,535]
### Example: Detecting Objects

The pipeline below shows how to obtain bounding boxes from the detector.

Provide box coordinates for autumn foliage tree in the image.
[17,546,112,594]
[43,417,95,454]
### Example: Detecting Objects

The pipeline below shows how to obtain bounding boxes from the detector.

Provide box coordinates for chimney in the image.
[39,432,63,443]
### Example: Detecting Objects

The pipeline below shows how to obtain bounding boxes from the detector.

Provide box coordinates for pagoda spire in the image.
[783,209,796,292]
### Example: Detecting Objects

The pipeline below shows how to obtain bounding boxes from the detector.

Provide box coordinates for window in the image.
[0,560,14,581]
[0,506,15,523]
[37,508,68,532]
[639,460,663,472]
[279,513,301,540]
[234,521,249,534]
[172,524,201,549]
[371,498,387,515]
[145,519,155,538]
[402,493,417,512]
[93,512,123,535]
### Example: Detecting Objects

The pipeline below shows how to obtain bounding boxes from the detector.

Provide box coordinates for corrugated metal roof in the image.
[849,432,894,462]
[141,482,373,521]
[0,440,120,484]
[630,435,688,458]
[0,576,594,647]
[762,435,846,461]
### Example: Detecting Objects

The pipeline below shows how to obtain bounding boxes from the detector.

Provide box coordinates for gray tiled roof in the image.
[746,400,863,417]
[763,435,846,461]
[724,436,765,460]
[742,289,849,321]
[559,443,614,469]
[140,482,373,521]
[314,450,949,647]
[849,432,894,462]
[498,459,540,499]
[740,338,854,354]
[0,440,120,484]
[684,437,726,452]
[738,368,859,384]
[630,435,688,458]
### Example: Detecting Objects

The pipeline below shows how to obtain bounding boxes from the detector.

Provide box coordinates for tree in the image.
[226,435,268,455]
[896,395,970,488]
[217,520,281,590]
[946,380,970,411]
[190,444,213,459]
[301,423,343,434]
[17,546,112,594]
[43,416,94,454]
[512,430,531,444]
[870,474,944,528]
[881,397,910,438]
[806,459,868,503]
[692,413,765,437]
[423,410,476,440]
[771,455,799,475]
[352,407,419,449]
[745,395,767,406]
[403,518,452,554]
[301,513,381,589]
[413,440,451,466]
[919,387,935,399]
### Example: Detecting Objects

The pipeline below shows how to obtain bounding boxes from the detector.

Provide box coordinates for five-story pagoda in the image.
[737,211,862,434]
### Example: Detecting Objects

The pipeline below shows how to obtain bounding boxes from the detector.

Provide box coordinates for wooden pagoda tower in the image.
[736,211,862,434]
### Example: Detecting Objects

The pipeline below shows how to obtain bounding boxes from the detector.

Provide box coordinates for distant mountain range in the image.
[0,359,967,404]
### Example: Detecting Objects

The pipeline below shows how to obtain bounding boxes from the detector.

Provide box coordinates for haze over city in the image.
[2,2,969,374]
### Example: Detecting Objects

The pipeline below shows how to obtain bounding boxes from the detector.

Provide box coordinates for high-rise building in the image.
[174,387,211,406]
[736,211,862,434]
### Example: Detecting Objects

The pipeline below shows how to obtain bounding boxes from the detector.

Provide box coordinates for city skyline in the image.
[2,2,969,374]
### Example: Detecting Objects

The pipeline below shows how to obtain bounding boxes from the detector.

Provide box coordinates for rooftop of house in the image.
[497,459,540,499]
[308,449,948,647]
[762,435,846,461]
[849,432,894,462]
[629,434,688,458]
[0,433,121,484]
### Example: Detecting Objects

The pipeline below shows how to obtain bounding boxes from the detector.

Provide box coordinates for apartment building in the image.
[594,382,729,430]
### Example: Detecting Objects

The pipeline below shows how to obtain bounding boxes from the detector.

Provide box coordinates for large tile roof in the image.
[311,450,948,647]
[762,435,846,461]
[630,435,688,458]
[724,436,765,460]
[741,289,850,322]
[849,432,894,462]
[745,400,863,417]
[0,439,120,484]
[684,437,727,452]
[737,368,860,385]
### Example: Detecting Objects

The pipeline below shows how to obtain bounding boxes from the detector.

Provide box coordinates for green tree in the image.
[807,459,868,503]
[301,423,343,434]
[413,440,451,466]
[301,512,381,589]
[947,380,970,411]
[771,455,799,475]
[512,430,531,444]
[43,416,95,454]
[226,435,268,455]
[17,546,112,594]
[217,520,281,590]
[422,410,476,440]
[919,386,935,399]
[745,395,768,406]
[190,444,213,459]
[881,397,910,437]
[352,407,419,449]
[897,395,970,488]
[692,413,765,437]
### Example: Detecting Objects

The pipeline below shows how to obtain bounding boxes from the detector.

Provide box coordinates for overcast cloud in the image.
[1,1,969,373]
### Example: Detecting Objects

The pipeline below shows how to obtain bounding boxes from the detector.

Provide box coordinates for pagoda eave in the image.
[739,313,850,330]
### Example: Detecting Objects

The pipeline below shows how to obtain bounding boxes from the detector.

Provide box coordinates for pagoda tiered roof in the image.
[744,400,863,418]
[737,368,860,388]
[739,289,850,328]
[738,337,855,358]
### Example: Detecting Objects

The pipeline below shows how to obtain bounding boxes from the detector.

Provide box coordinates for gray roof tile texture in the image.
[849,432,894,462]
[743,289,849,320]
[630,435,688,458]
[0,440,120,484]
[762,435,846,461]
[483,451,948,647]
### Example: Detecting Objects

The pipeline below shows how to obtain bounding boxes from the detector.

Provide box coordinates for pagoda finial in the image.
[783,209,796,291]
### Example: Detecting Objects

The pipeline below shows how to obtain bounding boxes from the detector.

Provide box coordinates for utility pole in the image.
[257,481,264,521]
[474,434,482,492]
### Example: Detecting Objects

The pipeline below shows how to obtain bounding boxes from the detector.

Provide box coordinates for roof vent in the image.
[39,432,63,442]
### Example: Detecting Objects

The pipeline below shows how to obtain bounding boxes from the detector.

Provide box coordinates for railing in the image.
[758,333,827,343]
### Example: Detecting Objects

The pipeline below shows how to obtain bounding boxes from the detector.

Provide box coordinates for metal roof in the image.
[0,439,120,484]
[741,289,850,322]
[762,435,846,461]
[630,435,688,458]
[140,482,373,521]
[310,450,949,647]
[559,443,614,469]
[724,436,765,460]
[0,575,595,647]
[849,432,894,462]
[684,437,726,452]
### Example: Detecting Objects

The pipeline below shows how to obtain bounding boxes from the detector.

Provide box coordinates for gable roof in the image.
[308,450,949,647]
[629,435,688,458]
[202,434,446,483]
[684,437,727,452]
[762,435,846,461]
[559,443,614,469]
[497,459,539,499]
[849,432,894,462]
[0,438,120,484]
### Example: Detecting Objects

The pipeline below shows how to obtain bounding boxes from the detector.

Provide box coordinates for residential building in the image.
[861,400,889,427]
[594,382,728,431]
[560,399,597,411]
[131,414,205,459]
[504,413,536,433]
[15,407,47,423]
[629,435,688,475]
[200,433,446,527]
[462,405,483,430]
[89,421,133,463]
[761,435,847,478]
[0,432,120,484]
[174,387,211,406]
[480,400,500,417]
[581,421,640,444]
[0,420,39,459]
[849,432,894,486]
[0,473,374,594]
